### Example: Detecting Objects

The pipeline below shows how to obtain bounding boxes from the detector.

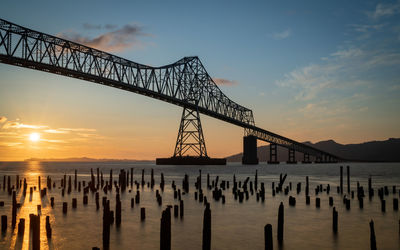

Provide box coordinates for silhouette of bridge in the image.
[0,18,340,164]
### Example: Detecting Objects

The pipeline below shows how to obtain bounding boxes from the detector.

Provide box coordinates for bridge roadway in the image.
[0,18,339,163]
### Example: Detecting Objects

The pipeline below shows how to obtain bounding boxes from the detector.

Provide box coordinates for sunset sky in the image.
[1,0,399,161]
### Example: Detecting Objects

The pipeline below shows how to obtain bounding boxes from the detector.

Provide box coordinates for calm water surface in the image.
[0,161,399,249]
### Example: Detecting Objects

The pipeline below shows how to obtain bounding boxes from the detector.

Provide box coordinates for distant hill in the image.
[226,138,400,162]
[24,157,154,163]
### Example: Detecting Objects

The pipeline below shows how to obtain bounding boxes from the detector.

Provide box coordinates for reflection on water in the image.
[0,161,398,249]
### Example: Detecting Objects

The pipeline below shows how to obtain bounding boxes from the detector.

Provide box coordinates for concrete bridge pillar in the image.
[287,148,297,164]
[302,153,311,164]
[242,136,259,165]
[268,143,279,164]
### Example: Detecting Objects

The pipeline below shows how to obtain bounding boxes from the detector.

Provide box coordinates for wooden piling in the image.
[174,205,178,218]
[46,216,52,238]
[103,200,110,250]
[72,198,77,208]
[1,215,6,232]
[180,200,184,218]
[264,224,273,250]
[333,207,338,233]
[160,207,171,250]
[141,207,146,221]
[316,198,320,208]
[340,166,343,194]
[63,202,68,214]
[202,203,211,250]
[31,214,40,250]
[18,218,25,236]
[370,220,377,250]
[347,166,350,193]
[277,202,284,245]
[12,190,16,228]
[116,194,121,227]
[381,199,386,212]
[393,198,398,211]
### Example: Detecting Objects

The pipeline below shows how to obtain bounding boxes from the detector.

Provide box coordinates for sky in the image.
[0,0,399,161]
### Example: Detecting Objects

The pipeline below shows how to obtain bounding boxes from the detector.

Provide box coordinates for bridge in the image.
[0,18,340,164]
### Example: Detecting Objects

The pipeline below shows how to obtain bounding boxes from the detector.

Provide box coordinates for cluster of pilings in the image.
[0,164,398,249]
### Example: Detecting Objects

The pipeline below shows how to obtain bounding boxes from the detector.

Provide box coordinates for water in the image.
[0,161,399,249]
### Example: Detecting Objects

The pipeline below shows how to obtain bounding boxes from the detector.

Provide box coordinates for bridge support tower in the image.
[268,143,279,164]
[156,107,226,165]
[242,135,259,164]
[302,153,312,164]
[287,148,297,164]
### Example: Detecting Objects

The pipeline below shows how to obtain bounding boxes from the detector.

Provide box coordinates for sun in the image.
[29,132,40,142]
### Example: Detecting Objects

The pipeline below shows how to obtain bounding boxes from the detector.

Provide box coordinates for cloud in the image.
[368,2,400,20]
[213,78,238,86]
[2,121,47,130]
[272,29,291,40]
[59,24,150,52]
[83,23,117,30]
[59,128,96,132]
[331,48,363,59]
[82,23,101,30]
[44,129,69,134]
[0,116,6,123]
[276,63,338,101]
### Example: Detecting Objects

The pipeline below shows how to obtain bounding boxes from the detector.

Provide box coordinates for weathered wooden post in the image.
[340,166,343,194]
[381,199,386,212]
[180,200,184,219]
[12,190,16,228]
[347,166,350,193]
[278,202,284,245]
[393,198,398,211]
[203,203,211,250]
[369,220,377,250]
[264,224,273,250]
[32,214,40,250]
[63,202,68,214]
[116,193,121,227]
[46,216,52,238]
[332,207,338,233]
[103,200,110,250]
[316,198,320,208]
[1,215,7,232]
[74,169,77,190]
[141,207,146,221]
[160,207,171,250]
[18,218,25,236]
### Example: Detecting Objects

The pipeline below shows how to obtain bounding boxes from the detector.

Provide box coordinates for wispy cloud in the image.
[331,48,363,59]
[213,78,238,86]
[271,29,291,40]
[367,2,400,20]
[59,23,150,52]
[44,129,69,134]
[2,121,47,130]
[59,128,96,132]
[0,116,6,123]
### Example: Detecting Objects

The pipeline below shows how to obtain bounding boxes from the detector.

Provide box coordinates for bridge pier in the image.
[242,136,259,165]
[302,153,311,164]
[286,148,297,164]
[268,143,279,164]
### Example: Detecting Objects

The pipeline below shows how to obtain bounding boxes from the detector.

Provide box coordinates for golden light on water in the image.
[29,133,40,142]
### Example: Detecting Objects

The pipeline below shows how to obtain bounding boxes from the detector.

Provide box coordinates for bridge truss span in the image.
[0,18,340,163]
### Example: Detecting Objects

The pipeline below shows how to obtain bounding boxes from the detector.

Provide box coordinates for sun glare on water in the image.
[29,132,40,142]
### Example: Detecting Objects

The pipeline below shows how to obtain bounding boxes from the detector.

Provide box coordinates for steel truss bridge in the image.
[0,18,339,163]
